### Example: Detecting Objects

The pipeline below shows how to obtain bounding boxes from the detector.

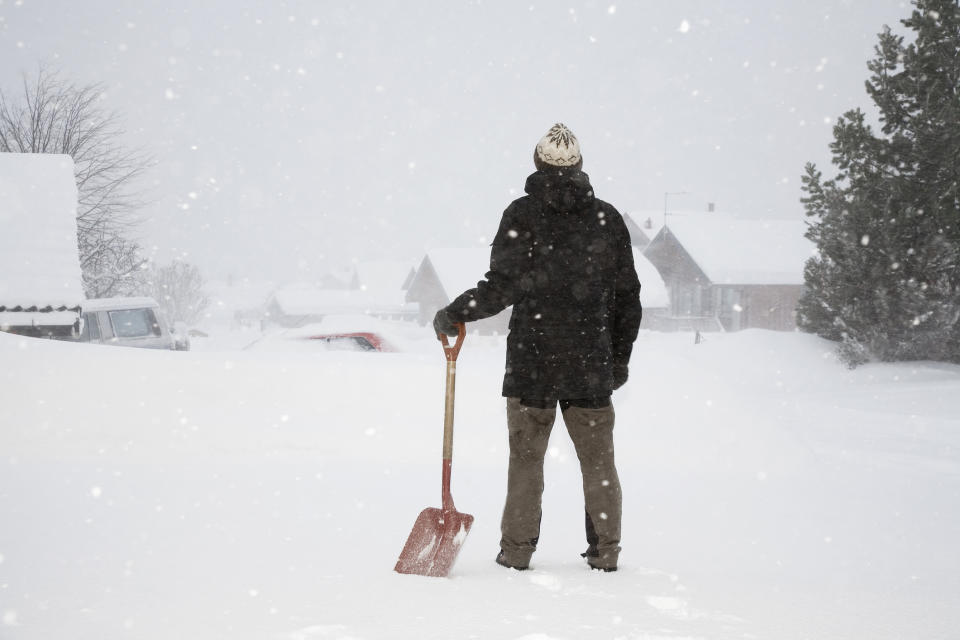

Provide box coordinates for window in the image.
[323,336,376,351]
[109,308,161,338]
[89,313,102,340]
[80,312,102,341]
[348,336,376,351]
[717,288,742,331]
[306,335,378,351]
[672,286,695,316]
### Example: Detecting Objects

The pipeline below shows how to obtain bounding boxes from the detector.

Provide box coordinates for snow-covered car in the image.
[245,315,406,353]
[302,331,396,352]
[78,296,179,350]
[245,328,398,353]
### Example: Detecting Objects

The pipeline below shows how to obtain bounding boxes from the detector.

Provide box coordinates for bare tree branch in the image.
[0,67,153,297]
[137,261,211,325]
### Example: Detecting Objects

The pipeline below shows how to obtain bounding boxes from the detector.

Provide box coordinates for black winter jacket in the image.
[445,168,642,400]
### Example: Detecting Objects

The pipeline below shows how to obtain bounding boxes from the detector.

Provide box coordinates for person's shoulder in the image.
[594,198,627,227]
[507,193,536,209]
[593,197,620,215]
[501,194,538,219]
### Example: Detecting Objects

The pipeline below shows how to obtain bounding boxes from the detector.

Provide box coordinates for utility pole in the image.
[663,191,691,228]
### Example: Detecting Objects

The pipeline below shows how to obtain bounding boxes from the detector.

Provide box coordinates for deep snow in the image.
[1,326,958,640]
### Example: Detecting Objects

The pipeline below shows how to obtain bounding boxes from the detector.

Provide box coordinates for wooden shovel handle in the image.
[438,323,465,512]
[438,322,466,362]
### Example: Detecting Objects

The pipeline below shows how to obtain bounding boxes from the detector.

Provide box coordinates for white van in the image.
[78,297,185,350]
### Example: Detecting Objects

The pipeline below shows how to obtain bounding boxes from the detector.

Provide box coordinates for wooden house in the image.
[0,154,84,339]
[643,213,814,332]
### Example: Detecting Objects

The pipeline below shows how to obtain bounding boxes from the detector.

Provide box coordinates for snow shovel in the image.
[394,322,474,577]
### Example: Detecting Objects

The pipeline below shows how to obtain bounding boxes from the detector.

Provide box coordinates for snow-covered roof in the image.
[323,266,357,288]
[354,260,416,294]
[633,248,669,309]
[0,153,83,310]
[654,213,814,285]
[424,248,491,300]
[280,314,399,338]
[270,284,412,316]
[82,296,160,312]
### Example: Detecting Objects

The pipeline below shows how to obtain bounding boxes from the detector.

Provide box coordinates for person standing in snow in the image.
[433,123,642,572]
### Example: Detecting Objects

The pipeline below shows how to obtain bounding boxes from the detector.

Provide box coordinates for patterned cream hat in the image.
[535,123,581,167]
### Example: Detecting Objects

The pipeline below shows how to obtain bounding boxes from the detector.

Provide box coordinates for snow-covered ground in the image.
[1,326,958,640]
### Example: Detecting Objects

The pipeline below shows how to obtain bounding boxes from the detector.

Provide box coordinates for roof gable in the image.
[623,212,665,246]
[649,213,813,285]
[421,248,491,300]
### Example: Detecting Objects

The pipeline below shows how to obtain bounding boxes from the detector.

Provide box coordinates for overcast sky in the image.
[0,0,912,282]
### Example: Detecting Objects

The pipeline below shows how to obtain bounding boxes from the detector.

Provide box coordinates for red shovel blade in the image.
[394,506,474,577]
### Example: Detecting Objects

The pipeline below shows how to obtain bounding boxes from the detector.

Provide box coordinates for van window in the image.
[80,312,102,341]
[109,308,161,338]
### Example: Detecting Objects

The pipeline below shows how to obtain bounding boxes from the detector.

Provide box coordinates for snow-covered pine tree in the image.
[798,0,960,366]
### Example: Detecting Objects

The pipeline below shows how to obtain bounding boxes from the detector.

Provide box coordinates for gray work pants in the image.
[499,397,622,569]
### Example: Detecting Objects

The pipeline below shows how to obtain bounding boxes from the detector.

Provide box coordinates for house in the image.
[643,213,814,332]
[317,266,358,290]
[406,247,668,335]
[0,153,84,339]
[263,284,415,328]
[261,259,418,328]
[405,248,511,335]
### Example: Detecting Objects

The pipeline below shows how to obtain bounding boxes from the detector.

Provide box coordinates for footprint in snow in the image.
[528,572,563,592]
[646,595,691,619]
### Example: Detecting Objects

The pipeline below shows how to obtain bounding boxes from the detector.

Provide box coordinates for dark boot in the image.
[582,508,600,558]
[581,516,617,571]
[496,550,529,571]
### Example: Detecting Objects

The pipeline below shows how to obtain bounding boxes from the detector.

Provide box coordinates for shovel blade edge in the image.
[394,507,474,577]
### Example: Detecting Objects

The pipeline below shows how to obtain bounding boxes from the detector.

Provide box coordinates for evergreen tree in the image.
[798,0,960,366]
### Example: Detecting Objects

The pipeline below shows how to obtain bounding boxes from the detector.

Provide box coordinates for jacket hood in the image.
[524,169,595,213]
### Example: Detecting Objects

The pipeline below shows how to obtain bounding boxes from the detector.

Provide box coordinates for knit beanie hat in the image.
[534,123,582,169]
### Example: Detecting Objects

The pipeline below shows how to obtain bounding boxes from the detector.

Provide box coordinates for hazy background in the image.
[0,0,910,282]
